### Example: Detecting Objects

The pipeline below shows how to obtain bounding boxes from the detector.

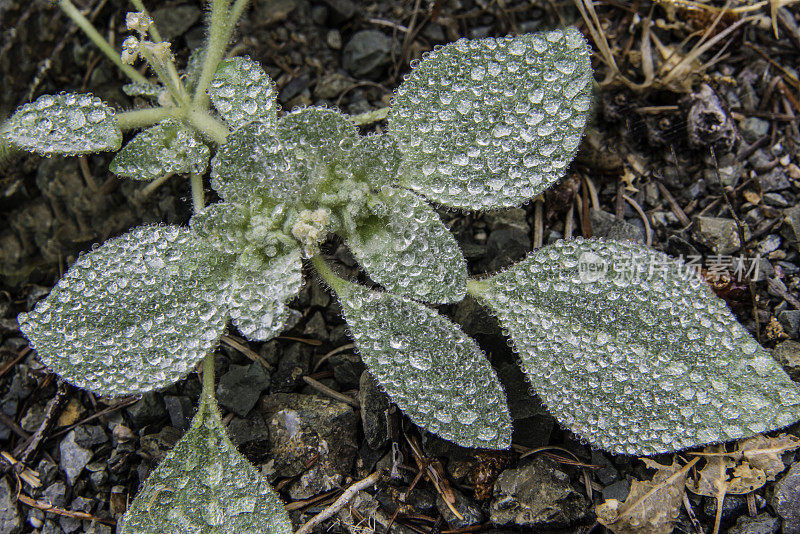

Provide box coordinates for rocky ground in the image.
[1,0,800,533]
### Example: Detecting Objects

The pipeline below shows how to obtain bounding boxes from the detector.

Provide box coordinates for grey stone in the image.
[278,73,310,104]
[73,425,107,448]
[607,219,645,244]
[778,311,800,339]
[490,456,590,527]
[228,413,269,448]
[782,205,800,250]
[773,463,800,533]
[151,6,201,40]
[126,392,167,427]
[693,216,750,254]
[59,430,93,486]
[163,395,194,430]
[261,393,358,499]
[256,0,297,24]
[273,342,312,392]
[589,208,616,237]
[326,29,342,50]
[764,192,790,208]
[485,228,531,271]
[453,295,499,337]
[703,494,746,525]
[727,513,780,534]
[41,481,67,508]
[0,477,22,534]
[302,311,328,340]
[343,30,395,79]
[436,488,484,528]
[749,149,775,173]
[591,450,619,486]
[359,371,391,449]
[740,117,770,143]
[330,352,364,389]
[762,168,792,191]
[217,363,270,417]
[774,341,800,382]
[322,0,356,21]
[314,72,350,100]
[602,479,630,502]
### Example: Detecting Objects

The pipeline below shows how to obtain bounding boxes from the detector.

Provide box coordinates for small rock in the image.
[326,29,342,50]
[781,205,800,250]
[589,208,616,237]
[278,74,310,105]
[73,425,107,448]
[693,216,750,254]
[602,479,630,502]
[591,451,620,486]
[485,228,531,271]
[739,117,770,143]
[310,4,327,24]
[256,0,297,24]
[342,30,395,79]
[490,456,590,528]
[749,149,775,173]
[60,430,93,486]
[261,393,358,499]
[126,392,167,427]
[302,311,328,340]
[762,168,792,191]
[687,84,737,152]
[151,6,201,40]
[330,352,364,389]
[727,512,780,534]
[436,488,484,528]
[764,192,789,208]
[778,311,800,339]
[273,343,312,392]
[322,0,356,21]
[774,340,800,381]
[0,477,22,534]
[41,481,67,508]
[772,462,800,534]
[703,494,746,525]
[163,395,194,430]
[359,371,391,449]
[217,363,270,417]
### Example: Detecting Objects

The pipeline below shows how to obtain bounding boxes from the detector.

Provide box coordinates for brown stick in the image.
[294,470,384,534]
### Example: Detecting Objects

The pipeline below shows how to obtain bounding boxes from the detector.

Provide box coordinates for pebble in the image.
[761,168,792,191]
[764,192,789,208]
[273,343,312,392]
[151,6,201,40]
[727,512,781,534]
[490,456,590,527]
[59,429,93,486]
[602,479,630,502]
[163,395,194,430]
[217,363,270,417]
[326,29,342,50]
[342,30,394,79]
[774,340,800,381]
[740,117,770,143]
[781,205,800,250]
[358,371,391,449]
[0,477,22,534]
[329,352,364,388]
[126,392,167,427]
[436,488,484,528]
[693,216,749,255]
[771,462,800,534]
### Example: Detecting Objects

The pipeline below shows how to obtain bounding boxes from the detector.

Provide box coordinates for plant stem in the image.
[128,0,163,43]
[351,106,389,126]
[58,0,149,85]
[138,46,190,106]
[201,349,216,405]
[193,0,232,109]
[311,256,348,295]
[114,106,172,130]
[228,0,251,28]
[186,109,229,144]
[190,172,205,212]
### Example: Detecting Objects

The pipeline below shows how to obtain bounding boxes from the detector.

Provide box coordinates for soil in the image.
[1,1,800,533]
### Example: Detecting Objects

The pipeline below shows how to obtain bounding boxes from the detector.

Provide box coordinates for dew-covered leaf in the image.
[350,133,401,187]
[18,225,229,397]
[336,280,511,449]
[389,28,592,209]
[596,458,692,534]
[227,249,303,341]
[347,186,466,303]
[211,108,358,205]
[7,93,122,156]
[209,56,278,131]
[474,238,800,455]
[119,397,292,534]
[122,81,165,100]
[110,119,210,181]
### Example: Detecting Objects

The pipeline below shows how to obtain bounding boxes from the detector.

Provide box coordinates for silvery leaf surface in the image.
[347,186,466,303]
[389,28,592,209]
[350,133,401,187]
[110,119,210,181]
[209,56,278,131]
[122,82,165,100]
[211,108,358,205]
[119,397,292,534]
[475,238,800,455]
[6,93,121,156]
[227,249,303,342]
[337,281,512,449]
[18,225,230,397]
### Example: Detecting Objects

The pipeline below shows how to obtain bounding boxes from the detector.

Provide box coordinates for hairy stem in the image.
[186,109,229,145]
[311,256,348,295]
[58,0,149,84]
[201,349,216,406]
[193,0,232,109]
[114,107,172,130]
[138,46,190,106]
[351,106,389,126]
[227,0,251,29]
[190,172,205,212]
[128,0,163,43]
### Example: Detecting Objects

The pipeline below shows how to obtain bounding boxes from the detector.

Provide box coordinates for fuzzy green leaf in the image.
[211,108,358,205]
[227,249,303,341]
[474,238,800,455]
[209,56,278,131]
[347,187,466,303]
[110,119,210,181]
[120,397,292,534]
[122,82,165,100]
[18,225,229,397]
[349,133,401,188]
[6,93,121,156]
[389,28,592,209]
[337,281,512,449]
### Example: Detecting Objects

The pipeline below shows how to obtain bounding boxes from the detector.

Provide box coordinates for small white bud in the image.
[125,11,153,36]
[121,36,140,65]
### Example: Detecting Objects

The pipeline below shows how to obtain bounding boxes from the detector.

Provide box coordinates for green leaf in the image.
[110,119,210,181]
[209,56,278,131]
[473,238,800,455]
[347,186,466,303]
[350,134,401,187]
[227,249,303,341]
[389,28,592,209]
[211,108,358,205]
[336,281,512,449]
[120,397,292,534]
[7,93,122,156]
[122,82,165,100]
[18,225,229,397]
